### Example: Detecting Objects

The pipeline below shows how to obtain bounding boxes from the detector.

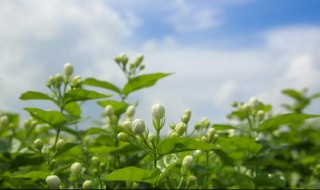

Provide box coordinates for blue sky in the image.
[0,0,320,132]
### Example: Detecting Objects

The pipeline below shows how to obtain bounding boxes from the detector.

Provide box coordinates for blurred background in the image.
[1,0,320,131]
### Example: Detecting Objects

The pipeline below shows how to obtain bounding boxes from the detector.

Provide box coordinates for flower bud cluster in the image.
[181,108,192,124]
[233,97,267,122]
[194,117,211,131]
[90,156,106,178]
[169,122,187,137]
[114,53,146,78]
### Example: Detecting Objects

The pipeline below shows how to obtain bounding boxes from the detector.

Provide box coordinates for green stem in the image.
[177,176,185,189]
[206,151,209,189]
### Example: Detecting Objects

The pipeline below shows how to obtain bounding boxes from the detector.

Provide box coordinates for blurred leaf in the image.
[258,113,320,132]
[282,89,304,100]
[254,172,286,188]
[64,88,110,103]
[19,91,54,101]
[158,137,217,156]
[24,107,67,127]
[12,171,50,180]
[83,77,121,94]
[233,173,255,189]
[105,166,160,184]
[97,100,128,115]
[64,102,81,116]
[54,142,79,157]
[310,93,320,99]
[212,124,236,130]
[122,73,172,95]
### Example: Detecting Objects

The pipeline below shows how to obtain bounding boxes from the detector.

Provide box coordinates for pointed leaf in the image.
[24,107,67,127]
[12,171,51,179]
[158,137,217,156]
[54,142,79,157]
[83,77,121,94]
[64,88,110,103]
[20,91,54,101]
[105,166,160,184]
[97,100,128,115]
[122,73,172,95]
[64,102,81,116]
[282,89,303,100]
[258,113,320,132]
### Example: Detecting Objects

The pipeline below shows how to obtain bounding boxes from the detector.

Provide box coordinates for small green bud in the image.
[135,54,144,65]
[169,123,176,130]
[46,175,61,189]
[92,168,99,176]
[82,180,93,189]
[122,120,132,132]
[256,110,265,121]
[175,122,187,136]
[100,162,106,172]
[46,76,55,87]
[104,105,114,116]
[170,131,179,138]
[71,75,82,88]
[54,73,64,84]
[151,104,165,120]
[126,105,135,118]
[194,122,201,130]
[64,63,74,77]
[201,117,210,129]
[132,119,146,135]
[119,53,128,64]
[91,157,100,167]
[181,113,190,124]
[0,115,9,126]
[117,132,129,142]
[56,139,66,150]
[70,162,82,176]
[33,138,44,151]
[201,136,208,143]
[182,155,194,171]
[148,133,156,144]
[188,175,197,185]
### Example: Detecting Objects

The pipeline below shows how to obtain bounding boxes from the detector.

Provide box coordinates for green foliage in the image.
[0,53,319,189]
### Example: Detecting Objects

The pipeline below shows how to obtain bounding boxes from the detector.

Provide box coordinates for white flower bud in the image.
[249,97,260,109]
[82,180,93,189]
[33,138,43,151]
[104,105,114,116]
[184,108,191,116]
[208,128,216,143]
[46,175,61,189]
[71,162,82,176]
[117,132,129,142]
[182,155,194,171]
[241,103,251,113]
[132,119,146,135]
[256,110,265,121]
[126,105,135,118]
[151,104,165,120]
[201,117,210,128]
[122,120,132,132]
[181,113,190,124]
[175,122,187,136]
[119,53,128,64]
[0,115,9,126]
[64,63,74,77]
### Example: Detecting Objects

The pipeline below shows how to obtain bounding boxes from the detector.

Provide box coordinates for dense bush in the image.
[0,54,319,189]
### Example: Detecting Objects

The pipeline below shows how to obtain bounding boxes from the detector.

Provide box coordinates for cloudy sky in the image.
[1,0,320,131]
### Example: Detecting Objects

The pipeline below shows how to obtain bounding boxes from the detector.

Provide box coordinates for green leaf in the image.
[217,137,262,160]
[254,172,286,188]
[54,142,79,157]
[20,91,54,101]
[258,113,320,132]
[158,137,217,156]
[122,73,172,95]
[97,100,128,115]
[105,166,160,184]
[233,173,255,189]
[212,124,236,130]
[12,170,51,179]
[24,107,67,127]
[282,89,304,100]
[311,92,320,99]
[64,102,81,116]
[64,88,110,103]
[83,77,121,94]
